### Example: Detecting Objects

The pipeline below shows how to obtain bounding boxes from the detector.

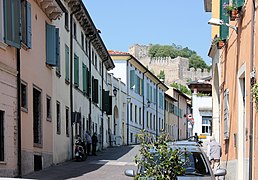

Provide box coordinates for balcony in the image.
[35,0,63,20]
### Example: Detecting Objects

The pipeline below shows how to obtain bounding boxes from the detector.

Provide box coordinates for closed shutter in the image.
[140,78,144,96]
[26,1,32,48]
[220,0,229,40]
[147,83,150,100]
[86,68,89,96]
[224,89,230,139]
[4,0,21,48]
[65,45,69,81]
[74,55,79,87]
[102,90,112,115]
[93,79,99,103]
[136,76,140,94]
[46,23,57,66]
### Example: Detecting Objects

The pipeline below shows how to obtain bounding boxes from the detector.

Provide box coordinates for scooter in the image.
[74,137,87,161]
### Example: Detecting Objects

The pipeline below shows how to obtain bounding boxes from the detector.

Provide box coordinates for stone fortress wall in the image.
[128,44,211,86]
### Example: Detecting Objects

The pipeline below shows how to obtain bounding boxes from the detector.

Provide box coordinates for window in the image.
[64,12,68,30]
[153,115,156,130]
[65,107,69,137]
[74,54,79,87]
[65,45,69,81]
[130,133,133,143]
[33,87,42,144]
[85,38,88,55]
[46,96,51,120]
[165,100,168,111]
[0,110,4,161]
[130,103,133,121]
[3,0,21,48]
[139,107,142,125]
[46,23,59,66]
[0,0,4,42]
[21,82,27,110]
[130,70,135,89]
[21,0,31,48]
[56,101,61,135]
[95,54,97,69]
[73,21,76,39]
[202,116,211,135]
[147,111,149,128]
[150,113,152,129]
[82,63,87,94]
[81,32,84,49]
[92,78,99,103]
[135,105,137,123]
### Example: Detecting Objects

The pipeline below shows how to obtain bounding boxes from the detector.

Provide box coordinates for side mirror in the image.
[124,169,135,177]
[214,168,227,176]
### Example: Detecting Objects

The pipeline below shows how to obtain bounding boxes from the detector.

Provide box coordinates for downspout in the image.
[88,34,96,136]
[70,5,81,159]
[156,82,161,140]
[249,0,256,179]
[177,93,180,140]
[142,71,147,130]
[17,49,21,177]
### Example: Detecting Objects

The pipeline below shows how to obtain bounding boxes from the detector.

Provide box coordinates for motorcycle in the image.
[74,137,87,161]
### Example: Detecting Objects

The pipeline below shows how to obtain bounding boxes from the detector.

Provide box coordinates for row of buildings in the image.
[0,0,207,177]
[205,0,258,179]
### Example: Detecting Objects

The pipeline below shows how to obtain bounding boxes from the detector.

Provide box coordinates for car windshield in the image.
[180,151,211,176]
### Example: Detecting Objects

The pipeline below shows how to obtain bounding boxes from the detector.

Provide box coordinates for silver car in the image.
[124,141,227,179]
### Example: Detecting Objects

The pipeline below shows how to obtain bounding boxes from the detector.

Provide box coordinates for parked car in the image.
[124,141,227,179]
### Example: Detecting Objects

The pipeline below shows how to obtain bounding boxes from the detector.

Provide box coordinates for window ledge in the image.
[0,161,7,165]
[0,41,8,50]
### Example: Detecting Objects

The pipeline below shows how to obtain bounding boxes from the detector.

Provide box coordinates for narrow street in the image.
[23,145,140,180]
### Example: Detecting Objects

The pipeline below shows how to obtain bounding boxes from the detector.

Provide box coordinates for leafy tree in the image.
[135,131,186,179]
[157,70,165,81]
[189,54,210,71]
[170,82,192,96]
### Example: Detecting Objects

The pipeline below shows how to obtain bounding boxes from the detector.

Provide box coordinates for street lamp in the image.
[126,97,131,145]
[208,18,238,34]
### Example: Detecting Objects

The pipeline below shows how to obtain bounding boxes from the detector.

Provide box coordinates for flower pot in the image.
[229,9,239,21]
[217,41,225,49]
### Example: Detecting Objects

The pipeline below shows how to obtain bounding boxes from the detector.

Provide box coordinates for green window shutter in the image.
[4,0,21,48]
[74,55,79,87]
[46,23,57,66]
[82,63,86,93]
[102,90,112,115]
[86,68,89,96]
[220,0,229,40]
[26,1,32,48]
[130,70,135,89]
[56,28,60,73]
[154,88,156,104]
[93,79,99,103]
[65,45,69,81]
[150,87,153,102]
[141,78,144,96]
[147,83,150,100]
[136,76,140,94]
[233,0,244,7]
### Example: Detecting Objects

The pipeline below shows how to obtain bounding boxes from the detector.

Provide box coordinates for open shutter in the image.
[130,70,135,89]
[74,55,79,87]
[220,0,229,40]
[56,28,60,73]
[4,0,21,48]
[233,0,244,7]
[46,23,57,66]
[26,1,32,48]
[82,63,86,93]
[65,45,69,80]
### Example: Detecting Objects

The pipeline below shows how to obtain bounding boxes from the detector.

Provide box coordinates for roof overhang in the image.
[35,0,64,20]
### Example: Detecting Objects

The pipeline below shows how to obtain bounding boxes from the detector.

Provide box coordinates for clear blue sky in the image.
[83,0,212,65]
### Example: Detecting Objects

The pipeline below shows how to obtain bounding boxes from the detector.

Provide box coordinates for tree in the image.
[170,82,192,96]
[157,70,165,81]
[135,131,186,179]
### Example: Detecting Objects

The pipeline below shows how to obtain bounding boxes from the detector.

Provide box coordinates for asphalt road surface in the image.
[23,145,140,180]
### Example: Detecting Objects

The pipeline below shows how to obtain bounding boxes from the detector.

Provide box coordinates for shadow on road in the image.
[22,145,137,180]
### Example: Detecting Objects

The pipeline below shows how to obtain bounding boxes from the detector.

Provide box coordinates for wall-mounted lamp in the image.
[113,88,118,97]
[208,18,238,34]
[127,97,131,103]
[147,99,151,107]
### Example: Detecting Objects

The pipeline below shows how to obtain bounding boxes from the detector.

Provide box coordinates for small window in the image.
[85,38,88,55]
[21,82,27,110]
[56,101,61,135]
[65,107,69,137]
[46,96,51,120]
[73,21,76,40]
[0,110,4,161]
[81,32,84,50]
[135,105,137,123]
[21,0,32,48]
[64,12,69,31]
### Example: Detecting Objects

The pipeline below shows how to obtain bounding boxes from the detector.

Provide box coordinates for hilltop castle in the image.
[128,44,211,86]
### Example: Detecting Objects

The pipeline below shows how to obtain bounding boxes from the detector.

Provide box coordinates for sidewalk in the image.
[23,145,139,180]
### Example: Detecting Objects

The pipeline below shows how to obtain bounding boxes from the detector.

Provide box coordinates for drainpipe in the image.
[249,0,256,179]
[17,48,21,177]
[88,34,96,136]
[156,83,161,140]
[142,71,147,130]
[70,5,81,159]
[177,93,180,140]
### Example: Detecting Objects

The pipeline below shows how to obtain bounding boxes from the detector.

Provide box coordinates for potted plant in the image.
[251,82,258,112]
[212,37,225,49]
[223,2,239,21]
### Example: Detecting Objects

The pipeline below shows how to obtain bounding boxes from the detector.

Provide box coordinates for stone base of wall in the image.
[21,150,53,176]
[0,167,17,177]
[221,160,237,180]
